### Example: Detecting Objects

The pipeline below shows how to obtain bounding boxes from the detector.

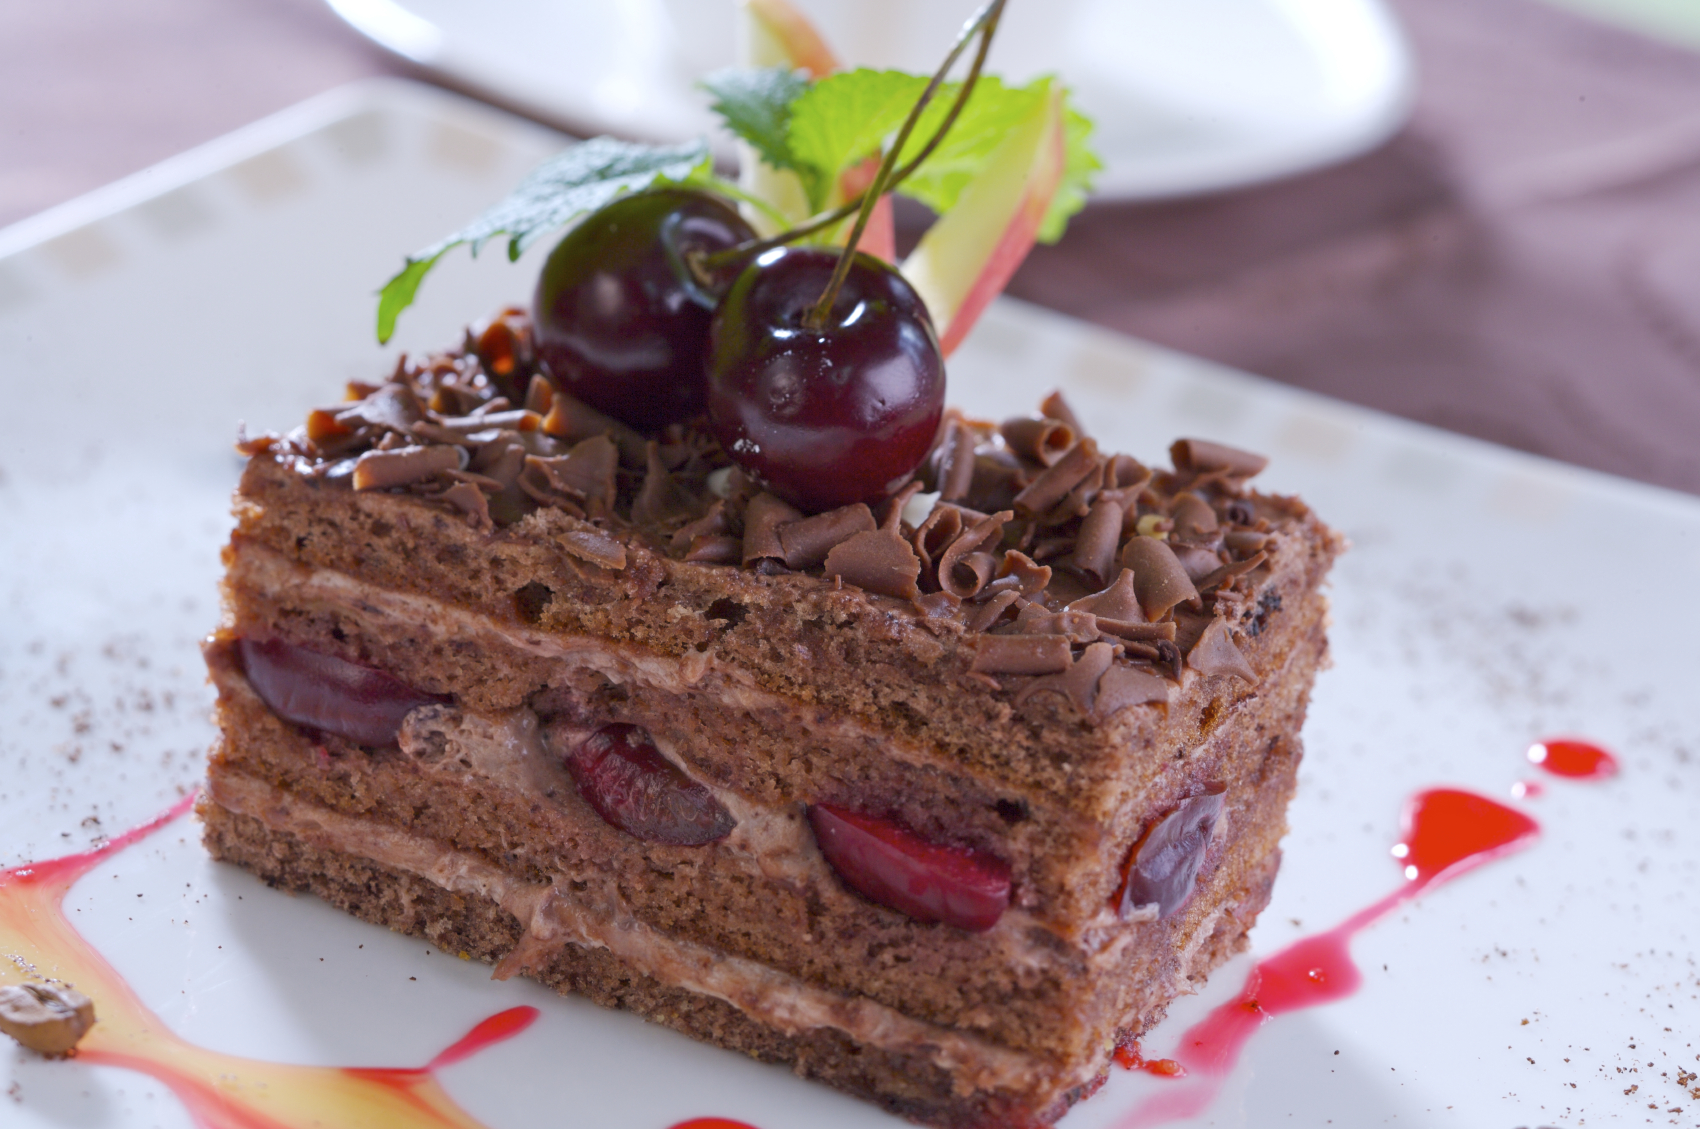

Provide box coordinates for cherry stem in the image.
[802,0,1006,330]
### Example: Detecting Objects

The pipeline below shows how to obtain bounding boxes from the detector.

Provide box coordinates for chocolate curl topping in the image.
[970,634,1073,675]
[912,590,963,619]
[964,589,1021,633]
[670,501,729,556]
[1072,497,1124,587]
[525,434,619,515]
[524,374,553,415]
[997,550,1052,599]
[1102,454,1152,496]
[1098,619,1176,643]
[913,503,964,589]
[338,382,423,434]
[1001,417,1076,467]
[1172,544,1225,583]
[743,493,802,565]
[439,481,493,532]
[1013,605,1101,644]
[1039,390,1084,436]
[1120,536,1200,620]
[779,504,877,569]
[1070,569,1144,623]
[1093,664,1170,722]
[352,444,465,491]
[1187,618,1259,685]
[1171,438,1269,480]
[1224,530,1270,556]
[882,480,924,532]
[1195,549,1269,594]
[434,409,543,435]
[684,534,741,564]
[1169,492,1220,543]
[824,529,922,600]
[541,389,646,467]
[632,441,700,528]
[1013,438,1099,519]
[937,509,1013,600]
[930,417,978,503]
[1017,641,1115,716]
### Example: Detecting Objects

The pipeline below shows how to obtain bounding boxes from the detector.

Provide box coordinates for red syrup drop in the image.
[668,1120,764,1129]
[1526,737,1618,779]
[0,792,539,1129]
[1110,787,1541,1128]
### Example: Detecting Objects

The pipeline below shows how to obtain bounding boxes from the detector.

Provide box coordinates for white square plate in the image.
[1,80,1694,1129]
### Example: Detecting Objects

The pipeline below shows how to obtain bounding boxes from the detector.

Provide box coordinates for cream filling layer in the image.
[206,770,1078,1099]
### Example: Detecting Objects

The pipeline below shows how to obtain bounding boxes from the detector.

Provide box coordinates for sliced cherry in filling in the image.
[562,724,735,847]
[809,804,1011,932]
[236,637,444,747]
[1117,785,1226,921]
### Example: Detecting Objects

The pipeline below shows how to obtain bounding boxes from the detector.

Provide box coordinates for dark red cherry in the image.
[1117,786,1225,921]
[237,637,444,747]
[533,188,755,431]
[808,804,1010,932]
[562,723,735,846]
[705,246,944,513]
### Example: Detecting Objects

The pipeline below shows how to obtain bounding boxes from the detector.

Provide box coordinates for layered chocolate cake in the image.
[200,310,1342,1128]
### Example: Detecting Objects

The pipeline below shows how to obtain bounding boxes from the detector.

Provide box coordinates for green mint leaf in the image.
[893,76,1046,216]
[700,65,810,174]
[786,68,928,211]
[375,136,710,343]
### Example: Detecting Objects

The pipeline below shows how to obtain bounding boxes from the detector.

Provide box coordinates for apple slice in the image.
[735,0,895,262]
[900,85,1065,356]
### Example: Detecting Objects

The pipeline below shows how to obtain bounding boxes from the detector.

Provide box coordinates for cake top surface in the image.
[240,308,1314,727]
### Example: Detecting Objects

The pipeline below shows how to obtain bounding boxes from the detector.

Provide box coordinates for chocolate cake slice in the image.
[200,312,1342,1128]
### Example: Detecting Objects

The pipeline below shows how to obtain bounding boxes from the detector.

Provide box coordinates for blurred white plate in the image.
[325,0,1415,200]
[1,80,1693,1129]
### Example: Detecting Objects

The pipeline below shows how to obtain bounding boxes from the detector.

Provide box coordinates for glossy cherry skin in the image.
[562,724,735,846]
[237,637,444,747]
[705,246,944,513]
[534,188,755,431]
[809,804,1010,932]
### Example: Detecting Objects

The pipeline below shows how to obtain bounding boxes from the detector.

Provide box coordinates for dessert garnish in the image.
[0,982,95,1056]
[374,0,1099,513]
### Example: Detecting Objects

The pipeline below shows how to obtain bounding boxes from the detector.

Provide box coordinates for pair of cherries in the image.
[532,189,943,514]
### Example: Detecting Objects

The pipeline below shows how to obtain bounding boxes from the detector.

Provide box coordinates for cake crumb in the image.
[0,983,96,1055]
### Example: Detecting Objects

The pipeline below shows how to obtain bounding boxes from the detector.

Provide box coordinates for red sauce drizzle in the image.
[0,792,538,1129]
[668,1121,764,1129]
[1111,787,1540,1128]
[1114,1040,1186,1076]
[1526,738,1618,779]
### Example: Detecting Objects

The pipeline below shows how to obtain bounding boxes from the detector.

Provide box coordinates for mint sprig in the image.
[699,66,811,181]
[376,137,710,343]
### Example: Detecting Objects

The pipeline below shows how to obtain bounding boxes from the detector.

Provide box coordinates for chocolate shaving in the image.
[632,441,700,528]
[352,444,464,491]
[541,389,646,466]
[824,529,922,600]
[964,589,1021,633]
[743,493,802,565]
[1093,664,1171,721]
[1187,618,1259,685]
[1072,497,1123,587]
[778,504,876,569]
[930,416,979,502]
[1017,641,1115,717]
[558,529,627,571]
[1098,619,1177,643]
[1224,530,1269,556]
[1171,438,1269,480]
[336,382,423,434]
[1070,569,1143,622]
[937,509,1013,599]
[525,434,618,515]
[913,503,964,590]
[524,374,553,415]
[970,634,1073,675]
[882,480,924,532]
[1154,638,1184,680]
[1172,544,1225,583]
[1001,417,1076,466]
[1120,536,1200,620]
[684,534,741,564]
[1102,453,1150,495]
[1038,390,1083,435]
[1012,438,1098,519]
[1196,549,1269,594]
[670,501,728,556]
[998,550,1052,599]
[1170,492,1220,542]
[439,481,493,532]
[965,453,1027,514]
[912,590,962,619]
[1012,606,1101,644]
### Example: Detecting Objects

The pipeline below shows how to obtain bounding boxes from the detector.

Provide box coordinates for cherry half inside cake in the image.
[237,637,443,748]
[561,723,736,847]
[809,804,1011,932]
